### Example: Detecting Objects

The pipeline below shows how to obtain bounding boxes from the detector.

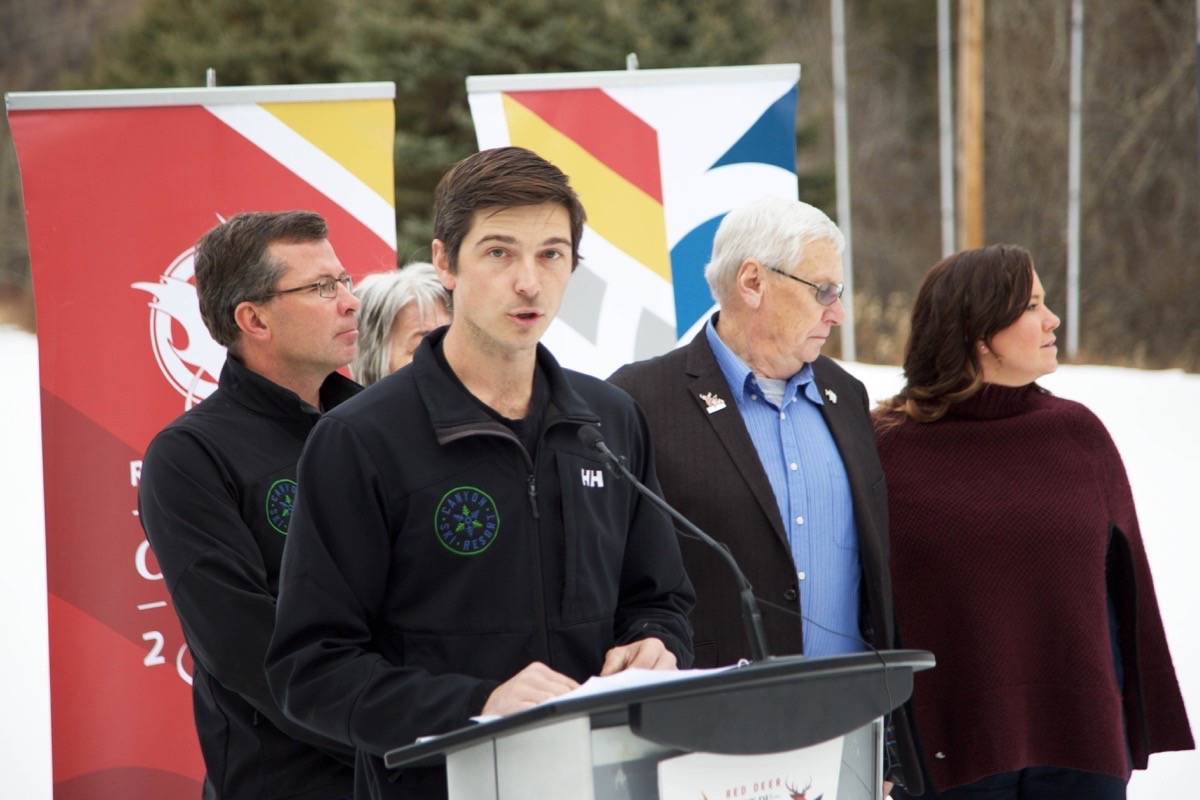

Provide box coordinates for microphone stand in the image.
[579,426,771,662]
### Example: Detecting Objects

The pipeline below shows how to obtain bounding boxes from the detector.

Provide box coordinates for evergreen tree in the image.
[342,0,771,260]
[85,0,352,87]
[77,0,830,281]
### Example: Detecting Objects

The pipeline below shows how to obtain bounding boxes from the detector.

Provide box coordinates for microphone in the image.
[578,425,771,662]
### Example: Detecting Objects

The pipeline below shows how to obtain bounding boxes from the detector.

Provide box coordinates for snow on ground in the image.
[1,326,1196,797]
[1,327,51,798]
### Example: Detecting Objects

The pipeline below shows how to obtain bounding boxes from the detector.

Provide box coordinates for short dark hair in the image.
[432,147,586,271]
[194,211,328,349]
[877,244,1035,424]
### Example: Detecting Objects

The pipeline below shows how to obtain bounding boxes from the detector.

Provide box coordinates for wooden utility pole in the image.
[957,0,985,249]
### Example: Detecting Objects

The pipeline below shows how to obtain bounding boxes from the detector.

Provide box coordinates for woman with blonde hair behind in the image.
[876,244,1192,800]
[351,262,450,386]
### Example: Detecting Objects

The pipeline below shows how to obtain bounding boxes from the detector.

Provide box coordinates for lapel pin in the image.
[824,388,838,404]
[699,391,727,414]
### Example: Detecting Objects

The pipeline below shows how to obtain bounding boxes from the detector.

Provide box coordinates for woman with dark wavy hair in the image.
[876,245,1192,799]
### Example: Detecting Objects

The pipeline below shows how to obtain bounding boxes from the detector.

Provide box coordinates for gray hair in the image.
[703,196,845,305]
[350,262,449,385]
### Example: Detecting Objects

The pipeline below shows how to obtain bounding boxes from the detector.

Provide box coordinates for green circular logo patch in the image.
[265,478,298,535]
[434,486,500,556]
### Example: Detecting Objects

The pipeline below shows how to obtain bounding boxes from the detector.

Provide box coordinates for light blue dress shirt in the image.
[705,319,863,656]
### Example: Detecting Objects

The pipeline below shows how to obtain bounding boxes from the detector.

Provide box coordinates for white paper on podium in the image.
[657,735,844,800]
[550,666,735,704]
[468,666,735,725]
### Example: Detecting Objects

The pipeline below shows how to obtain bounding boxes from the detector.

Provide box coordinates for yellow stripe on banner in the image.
[502,95,670,281]
[261,99,395,206]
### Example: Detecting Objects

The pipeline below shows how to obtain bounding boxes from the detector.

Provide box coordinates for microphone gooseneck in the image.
[578,424,771,662]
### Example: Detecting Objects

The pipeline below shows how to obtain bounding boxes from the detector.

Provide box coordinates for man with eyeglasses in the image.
[138,211,358,800]
[610,196,923,796]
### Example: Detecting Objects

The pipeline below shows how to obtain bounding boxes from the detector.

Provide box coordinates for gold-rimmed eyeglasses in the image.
[267,275,353,300]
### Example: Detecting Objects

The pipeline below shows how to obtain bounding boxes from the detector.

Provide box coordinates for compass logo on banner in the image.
[132,227,227,410]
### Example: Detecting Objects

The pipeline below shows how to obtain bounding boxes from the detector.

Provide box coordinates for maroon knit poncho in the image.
[875,383,1193,792]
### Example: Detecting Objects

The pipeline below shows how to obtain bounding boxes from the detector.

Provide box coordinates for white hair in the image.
[350,262,449,386]
[703,196,845,305]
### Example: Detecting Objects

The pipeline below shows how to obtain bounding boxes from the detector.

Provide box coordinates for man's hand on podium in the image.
[599,636,676,676]
[481,662,580,716]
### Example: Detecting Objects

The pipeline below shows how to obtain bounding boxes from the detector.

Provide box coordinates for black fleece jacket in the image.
[138,356,358,800]
[267,331,695,800]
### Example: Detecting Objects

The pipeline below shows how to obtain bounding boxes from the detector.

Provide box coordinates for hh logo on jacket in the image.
[580,468,604,488]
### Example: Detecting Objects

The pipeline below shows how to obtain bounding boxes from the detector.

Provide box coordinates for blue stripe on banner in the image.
[669,213,726,337]
[710,86,799,173]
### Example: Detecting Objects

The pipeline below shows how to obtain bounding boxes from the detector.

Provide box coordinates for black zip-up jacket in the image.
[267,331,695,800]
[138,356,358,800]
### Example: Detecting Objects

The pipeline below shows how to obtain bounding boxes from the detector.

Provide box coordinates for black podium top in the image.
[385,649,934,769]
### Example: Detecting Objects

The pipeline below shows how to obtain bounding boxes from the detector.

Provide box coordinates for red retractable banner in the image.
[7,83,396,797]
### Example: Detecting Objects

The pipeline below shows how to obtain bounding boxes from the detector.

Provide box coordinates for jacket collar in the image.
[411,328,599,440]
[809,356,866,478]
[683,314,789,547]
[702,315,824,409]
[219,355,360,423]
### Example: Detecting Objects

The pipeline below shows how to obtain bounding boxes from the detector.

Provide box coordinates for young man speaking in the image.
[267,147,694,799]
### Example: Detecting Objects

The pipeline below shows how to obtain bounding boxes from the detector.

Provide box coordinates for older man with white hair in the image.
[610,195,922,796]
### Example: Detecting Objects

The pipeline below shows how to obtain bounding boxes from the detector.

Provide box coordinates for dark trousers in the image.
[892,766,1126,800]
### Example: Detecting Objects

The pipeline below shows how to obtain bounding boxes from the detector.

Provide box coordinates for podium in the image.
[385,649,934,800]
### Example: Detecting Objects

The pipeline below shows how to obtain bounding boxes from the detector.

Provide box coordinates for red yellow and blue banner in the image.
[468,64,801,376]
[6,82,396,798]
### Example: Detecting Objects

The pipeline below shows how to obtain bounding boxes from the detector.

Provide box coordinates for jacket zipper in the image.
[524,438,550,664]
[438,425,541,519]
[526,474,539,520]
[436,422,561,662]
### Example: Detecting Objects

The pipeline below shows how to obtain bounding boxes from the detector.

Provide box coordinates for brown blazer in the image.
[610,323,923,793]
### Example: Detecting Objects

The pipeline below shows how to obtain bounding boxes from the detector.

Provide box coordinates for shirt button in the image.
[789,462,798,471]
[795,516,805,525]
[780,412,787,420]
[797,571,807,581]
[784,588,798,601]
